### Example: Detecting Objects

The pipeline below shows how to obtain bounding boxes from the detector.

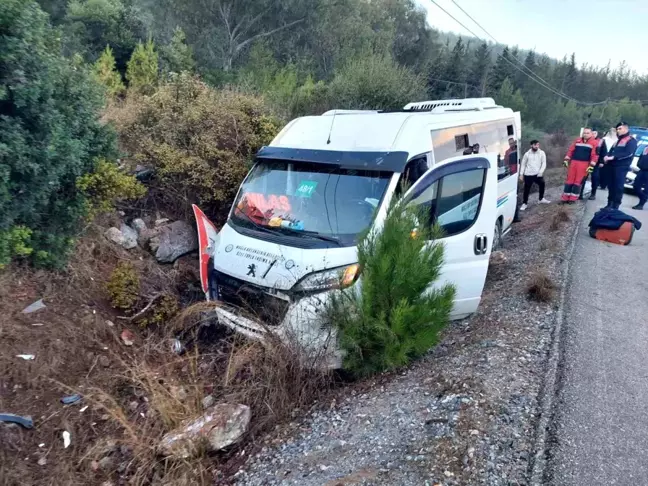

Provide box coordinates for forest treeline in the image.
[38,0,648,131]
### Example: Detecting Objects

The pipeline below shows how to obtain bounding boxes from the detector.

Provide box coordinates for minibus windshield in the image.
[229,159,393,247]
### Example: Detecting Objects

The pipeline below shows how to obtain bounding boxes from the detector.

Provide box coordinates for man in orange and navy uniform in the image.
[561,127,599,203]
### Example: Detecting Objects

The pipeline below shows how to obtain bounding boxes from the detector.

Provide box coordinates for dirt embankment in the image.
[1,177,582,486]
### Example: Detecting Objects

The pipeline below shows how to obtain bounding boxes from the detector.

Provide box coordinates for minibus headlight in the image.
[293,264,361,293]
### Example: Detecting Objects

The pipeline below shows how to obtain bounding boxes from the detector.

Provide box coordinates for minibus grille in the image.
[212,271,290,327]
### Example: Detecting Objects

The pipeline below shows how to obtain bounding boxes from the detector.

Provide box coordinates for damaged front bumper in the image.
[208,292,344,370]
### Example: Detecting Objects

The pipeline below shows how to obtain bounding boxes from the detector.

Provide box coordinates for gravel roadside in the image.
[235,185,585,486]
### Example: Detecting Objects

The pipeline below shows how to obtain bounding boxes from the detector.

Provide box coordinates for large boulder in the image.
[158,404,251,459]
[149,221,198,263]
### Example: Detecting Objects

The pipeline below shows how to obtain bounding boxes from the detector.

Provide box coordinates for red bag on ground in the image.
[589,221,635,245]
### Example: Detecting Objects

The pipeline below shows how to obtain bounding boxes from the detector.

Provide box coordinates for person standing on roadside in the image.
[598,127,617,191]
[519,140,550,211]
[561,127,599,203]
[580,130,602,200]
[632,145,648,210]
[603,122,638,210]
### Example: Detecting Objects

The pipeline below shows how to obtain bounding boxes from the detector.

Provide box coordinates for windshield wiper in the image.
[276,226,341,246]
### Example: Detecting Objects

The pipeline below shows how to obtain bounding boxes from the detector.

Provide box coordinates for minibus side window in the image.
[407,168,486,238]
[435,169,486,236]
[397,156,428,195]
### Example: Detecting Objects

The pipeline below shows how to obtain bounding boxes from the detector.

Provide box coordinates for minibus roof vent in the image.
[403,97,501,113]
[322,109,379,116]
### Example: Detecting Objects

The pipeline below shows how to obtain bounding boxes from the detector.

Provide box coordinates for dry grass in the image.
[549,206,572,232]
[74,304,333,485]
[526,272,557,302]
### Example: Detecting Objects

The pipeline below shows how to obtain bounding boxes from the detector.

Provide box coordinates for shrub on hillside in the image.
[325,201,455,377]
[0,0,117,268]
[107,73,280,222]
[106,261,140,311]
[77,158,146,218]
[329,54,427,111]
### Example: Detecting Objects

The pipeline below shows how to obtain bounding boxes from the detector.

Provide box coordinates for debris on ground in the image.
[62,431,71,449]
[0,413,34,429]
[159,404,251,459]
[22,299,46,314]
[60,395,82,405]
[120,329,135,346]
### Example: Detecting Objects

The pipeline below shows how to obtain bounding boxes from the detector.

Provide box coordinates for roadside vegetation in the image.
[327,203,455,377]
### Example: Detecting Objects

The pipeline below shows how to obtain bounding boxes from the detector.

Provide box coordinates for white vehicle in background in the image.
[193,98,520,368]
[624,127,648,190]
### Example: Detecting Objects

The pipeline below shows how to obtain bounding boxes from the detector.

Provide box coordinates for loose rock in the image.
[149,221,198,263]
[159,404,251,459]
[120,224,138,249]
[104,227,136,250]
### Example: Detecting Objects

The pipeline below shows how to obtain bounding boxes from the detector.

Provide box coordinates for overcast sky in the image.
[416,0,648,75]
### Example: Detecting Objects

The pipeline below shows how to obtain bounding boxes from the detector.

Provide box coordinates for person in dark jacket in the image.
[603,122,638,209]
[632,145,648,210]
[598,127,617,190]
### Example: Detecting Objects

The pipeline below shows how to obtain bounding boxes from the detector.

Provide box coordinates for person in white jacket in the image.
[519,140,551,210]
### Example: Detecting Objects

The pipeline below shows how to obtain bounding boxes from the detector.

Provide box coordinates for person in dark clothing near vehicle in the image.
[632,145,648,210]
[603,122,638,210]
[598,127,617,191]
[505,138,518,174]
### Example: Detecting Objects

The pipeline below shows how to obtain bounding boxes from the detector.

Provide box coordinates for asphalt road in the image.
[548,189,648,486]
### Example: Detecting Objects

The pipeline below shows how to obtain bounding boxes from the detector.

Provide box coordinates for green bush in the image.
[0,0,117,268]
[326,201,455,377]
[329,53,427,111]
[76,158,147,218]
[107,73,280,222]
[106,261,140,310]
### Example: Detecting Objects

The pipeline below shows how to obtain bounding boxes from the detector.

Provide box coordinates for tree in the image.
[93,45,126,97]
[63,0,146,71]
[562,53,578,97]
[468,41,491,96]
[330,54,426,111]
[161,27,195,75]
[495,78,526,114]
[325,201,455,377]
[126,39,158,94]
[0,0,116,267]
[440,37,468,97]
[488,46,515,92]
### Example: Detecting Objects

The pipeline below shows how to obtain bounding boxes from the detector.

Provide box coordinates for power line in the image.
[446,0,648,108]
[448,0,564,95]
[428,0,582,104]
